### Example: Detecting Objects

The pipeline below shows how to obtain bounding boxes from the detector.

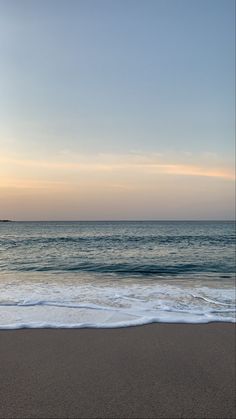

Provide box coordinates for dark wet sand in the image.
[0,323,235,418]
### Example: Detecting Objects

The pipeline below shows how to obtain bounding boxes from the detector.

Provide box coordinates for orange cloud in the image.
[0,153,234,185]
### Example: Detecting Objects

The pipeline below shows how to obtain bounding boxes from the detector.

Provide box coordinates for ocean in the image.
[0,221,235,329]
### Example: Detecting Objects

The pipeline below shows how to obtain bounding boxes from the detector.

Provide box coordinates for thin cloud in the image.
[0,153,234,188]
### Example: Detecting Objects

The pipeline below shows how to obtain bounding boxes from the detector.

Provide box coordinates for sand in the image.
[0,323,235,418]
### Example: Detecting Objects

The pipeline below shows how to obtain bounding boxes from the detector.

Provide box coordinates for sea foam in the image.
[0,272,235,329]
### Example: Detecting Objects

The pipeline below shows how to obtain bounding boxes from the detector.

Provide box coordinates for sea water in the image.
[0,221,235,328]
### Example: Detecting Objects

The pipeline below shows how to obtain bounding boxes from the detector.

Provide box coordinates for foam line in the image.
[0,316,235,330]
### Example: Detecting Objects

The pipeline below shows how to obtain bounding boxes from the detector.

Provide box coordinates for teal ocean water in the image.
[0,221,235,328]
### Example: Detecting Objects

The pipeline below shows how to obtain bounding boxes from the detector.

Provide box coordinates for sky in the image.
[0,0,235,220]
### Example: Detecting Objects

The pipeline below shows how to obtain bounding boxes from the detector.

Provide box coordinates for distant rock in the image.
[0,220,12,222]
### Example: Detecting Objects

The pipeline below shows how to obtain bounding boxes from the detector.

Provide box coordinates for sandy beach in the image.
[0,323,235,418]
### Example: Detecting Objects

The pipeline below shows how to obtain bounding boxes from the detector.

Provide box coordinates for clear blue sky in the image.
[0,0,235,220]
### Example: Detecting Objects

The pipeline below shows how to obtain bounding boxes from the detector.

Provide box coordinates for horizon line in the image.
[3,219,235,223]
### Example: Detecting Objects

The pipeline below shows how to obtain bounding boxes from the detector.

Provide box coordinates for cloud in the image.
[0,152,234,187]
[0,152,234,220]
[0,178,69,190]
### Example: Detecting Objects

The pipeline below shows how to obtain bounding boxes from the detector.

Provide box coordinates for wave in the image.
[10,262,234,276]
[0,298,235,330]
[0,298,234,312]
[0,300,113,311]
[190,294,233,306]
[1,234,235,248]
[0,276,235,329]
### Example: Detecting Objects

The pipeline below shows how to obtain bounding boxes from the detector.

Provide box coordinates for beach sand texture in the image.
[0,323,235,418]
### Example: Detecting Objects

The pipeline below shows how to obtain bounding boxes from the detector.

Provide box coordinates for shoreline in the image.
[0,319,235,330]
[0,323,235,418]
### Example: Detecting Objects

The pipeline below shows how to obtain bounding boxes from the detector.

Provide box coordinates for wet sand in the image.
[0,323,235,418]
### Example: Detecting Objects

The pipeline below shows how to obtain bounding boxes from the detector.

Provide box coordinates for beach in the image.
[0,323,235,419]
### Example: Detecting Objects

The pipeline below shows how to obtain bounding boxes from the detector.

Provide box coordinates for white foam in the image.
[0,272,235,329]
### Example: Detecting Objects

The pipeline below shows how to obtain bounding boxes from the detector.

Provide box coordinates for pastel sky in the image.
[0,0,235,220]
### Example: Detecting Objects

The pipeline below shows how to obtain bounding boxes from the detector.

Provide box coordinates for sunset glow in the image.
[0,0,234,220]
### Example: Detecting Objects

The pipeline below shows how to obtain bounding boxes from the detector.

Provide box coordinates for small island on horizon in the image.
[0,220,12,222]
